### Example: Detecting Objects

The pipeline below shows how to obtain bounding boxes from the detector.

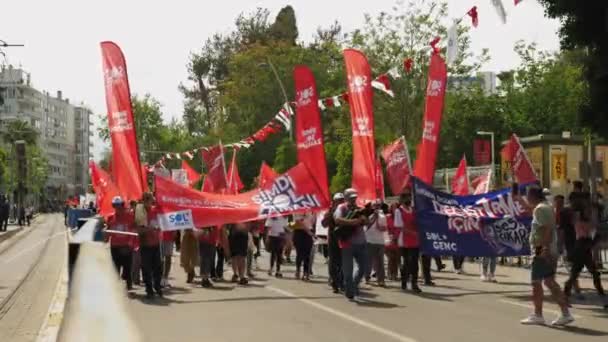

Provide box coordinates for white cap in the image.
[542,188,551,196]
[111,196,124,205]
[333,193,344,201]
[344,188,358,199]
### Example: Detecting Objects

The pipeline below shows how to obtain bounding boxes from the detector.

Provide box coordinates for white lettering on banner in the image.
[296,87,314,107]
[353,117,372,137]
[109,110,133,133]
[348,75,368,94]
[426,232,457,252]
[158,209,195,231]
[297,127,322,149]
[104,66,125,86]
[387,150,408,168]
[426,79,443,97]
[253,175,321,216]
[422,121,436,142]
[159,195,247,209]
[480,217,529,253]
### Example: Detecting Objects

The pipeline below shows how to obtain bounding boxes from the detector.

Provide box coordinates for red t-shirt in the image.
[107,211,136,247]
[161,230,176,242]
[140,206,161,247]
[399,207,419,248]
[198,226,220,245]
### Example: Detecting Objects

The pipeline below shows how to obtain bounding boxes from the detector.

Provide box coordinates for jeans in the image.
[420,255,433,283]
[268,236,284,272]
[211,246,224,279]
[110,246,133,288]
[366,243,385,283]
[565,238,605,296]
[453,256,465,270]
[293,230,313,274]
[481,257,497,276]
[341,243,368,298]
[328,238,342,291]
[140,245,162,295]
[199,241,215,278]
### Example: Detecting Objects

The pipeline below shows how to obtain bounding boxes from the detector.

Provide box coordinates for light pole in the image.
[477,131,495,186]
[258,58,293,140]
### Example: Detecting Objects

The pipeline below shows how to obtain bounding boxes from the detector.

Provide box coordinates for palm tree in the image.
[1,120,39,146]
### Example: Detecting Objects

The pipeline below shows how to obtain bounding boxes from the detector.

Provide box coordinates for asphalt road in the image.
[126,249,608,342]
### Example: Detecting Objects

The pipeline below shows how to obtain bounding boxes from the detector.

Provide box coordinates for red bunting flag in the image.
[294,65,330,203]
[381,137,413,195]
[89,161,120,218]
[467,6,479,28]
[344,49,377,205]
[451,155,470,195]
[155,163,330,229]
[201,144,228,193]
[181,160,201,187]
[258,162,279,188]
[413,53,448,185]
[101,41,146,202]
[501,133,538,184]
[226,150,244,194]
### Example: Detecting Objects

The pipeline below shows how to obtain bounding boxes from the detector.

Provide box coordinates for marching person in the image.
[292,211,315,281]
[334,188,369,301]
[265,215,288,278]
[394,191,423,293]
[180,228,199,284]
[323,193,345,293]
[385,203,401,281]
[365,199,387,287]
[228,222,249,285]
[105,196,136,290]
[520,186,574,326]
[135,192,163,299]
[198,226,219,288]
[160,228,176,288]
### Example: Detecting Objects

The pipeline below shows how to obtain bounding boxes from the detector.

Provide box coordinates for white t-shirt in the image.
[365,211,388,245]
[293,212,315,229]
[265,216,288,237]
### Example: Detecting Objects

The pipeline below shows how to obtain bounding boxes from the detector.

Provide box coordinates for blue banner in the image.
[414,178,532,257]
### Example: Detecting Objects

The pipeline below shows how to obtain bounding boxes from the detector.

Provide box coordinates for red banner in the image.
[201,144,228,193]
[294,65,329,203]
[381,137,412,195]
[473,139,491,165]
[226,150,244,194]
[100,41,145,202]
[501,133,537,184]
[375,157,385,200]
[472,168,493,194]
[451,155,470,195]
[155,163,329,229]
[258,162,279,188]
[181,160,201,187]
[413,53,447,185]
[343,49,377,204]
[89,161,120,218]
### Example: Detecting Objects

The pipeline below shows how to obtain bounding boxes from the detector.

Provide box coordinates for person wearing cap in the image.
[323,193,345,293]
[105,196,136,290]
[365,199,387,287]
[135,192,163,299]
[334,188,369,300]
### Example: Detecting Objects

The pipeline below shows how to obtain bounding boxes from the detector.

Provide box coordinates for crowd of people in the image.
[101,181,607,324]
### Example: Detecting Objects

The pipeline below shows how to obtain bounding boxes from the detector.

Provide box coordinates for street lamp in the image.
[258,58,293,140]
[477,131,495,186]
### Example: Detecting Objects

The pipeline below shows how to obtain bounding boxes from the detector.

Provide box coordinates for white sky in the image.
[0,0,559,159]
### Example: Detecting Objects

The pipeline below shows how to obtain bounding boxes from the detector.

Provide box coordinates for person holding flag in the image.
[135,193,163,299]
[104,196,136,290]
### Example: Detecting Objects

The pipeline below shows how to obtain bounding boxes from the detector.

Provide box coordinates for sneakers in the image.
[160,278,167,287]
[489,275,498,283]
[551,314,575,327]
[411,286,423,294]
[231,275,239,283]
[480,274,489,282]
[520,314,546,325]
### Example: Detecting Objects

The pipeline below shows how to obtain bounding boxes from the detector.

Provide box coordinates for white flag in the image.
[491,0,507,24]
[447,23,459,65]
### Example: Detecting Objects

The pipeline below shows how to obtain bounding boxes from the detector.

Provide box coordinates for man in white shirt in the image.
[365,200,388,287]
[265,215,288,277]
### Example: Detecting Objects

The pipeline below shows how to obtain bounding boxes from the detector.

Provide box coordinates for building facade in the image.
[0,65,92,199]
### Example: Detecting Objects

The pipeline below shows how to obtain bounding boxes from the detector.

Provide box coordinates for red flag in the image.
[343,49,377,204]
[501,133,537,184]
[375,157,385,200]
[258,162,279,188]
[473,139,491,165]
[294,65,329,203]
[472,168,493,194]
[467,6,479,27]
[101,42,145,203]
[226,150,244,194]
[381,137,413,195]
[181,160,201,187]
[451,155,470,195]
[201,144,228,193]
[155,163,329,229]
[404,58,413,73]
[413,53,448,185]
[89,161,120,218]
[430,37,441,54]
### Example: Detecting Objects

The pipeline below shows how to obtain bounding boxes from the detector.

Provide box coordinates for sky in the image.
[0,0,560,159]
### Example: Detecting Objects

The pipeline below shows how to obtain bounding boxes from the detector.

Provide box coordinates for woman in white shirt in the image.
[265,216,288,278]
[365,200,388,287]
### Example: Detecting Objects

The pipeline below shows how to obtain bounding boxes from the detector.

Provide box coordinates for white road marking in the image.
[265,285,419,342]
[499,299,581,319]
[2,231,66,264]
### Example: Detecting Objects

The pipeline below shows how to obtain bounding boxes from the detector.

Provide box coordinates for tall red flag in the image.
[258,162,279,188]
[501,133,537,184]
[451,155,470,195]
[226,150,244,194]
[294,65,329,202]
[89,161,120,218]
[343,49,377,204]
[413,53,448,185]
[375,157,385,200]
[201,144,228,193]
[100,42,145,202]
[181,160,201,187]
[381,137,413,195]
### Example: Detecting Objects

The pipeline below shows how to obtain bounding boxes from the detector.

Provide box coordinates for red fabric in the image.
[258,162,279,188]
[343,49,377,205]
[501,134,538,184]
[404,58,413,73]
[399,207,419,248]
[101,42,145,203]
[197,226,220,244]
[381,137,412,195]
[294,65,330,203]
[201,144,228,193]
[385,214,399,249]
[106,211,136,247]
[161,230,175,242]
[451,156,470,195]
[375,157,385,200]
[430,37,441,54]
[226,150,244,194]
[413,53,447,185]
[141,164,150,193]
[473,139,491,165]
[89,161,120,218]
[467,6,479,27]
[472,168,492,194]
[181,160,201,187]
[155,163,329,228]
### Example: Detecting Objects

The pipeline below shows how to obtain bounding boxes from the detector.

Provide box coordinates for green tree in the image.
[269,6,298,45]
[2,120,39,145]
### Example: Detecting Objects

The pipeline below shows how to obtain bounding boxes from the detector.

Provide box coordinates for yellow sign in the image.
[551,154,567,181]
[526,147,543,184]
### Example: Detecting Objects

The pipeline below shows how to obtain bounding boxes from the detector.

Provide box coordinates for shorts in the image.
[531,256,557,282]
[229,232,249,257]
[161,240,174,257]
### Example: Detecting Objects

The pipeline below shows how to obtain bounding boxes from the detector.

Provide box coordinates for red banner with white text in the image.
[451,155,470,195]
[155,163,329,230]
[294,65,329,203]
[501,133,537,184]
[413,53,447,185]
[201,144,228,193]
[381,137,413,195]
[101,41,145,202]
[344,49,377,204]
[89,161,120,218]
